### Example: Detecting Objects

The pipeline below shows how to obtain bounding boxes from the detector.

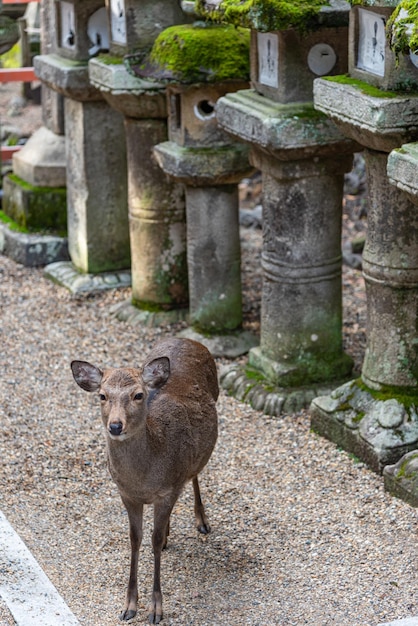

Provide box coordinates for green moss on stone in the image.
[96,53,124,65]
[322,73,418,96]
[195,0,334,32]
[0,210,28,233]
[275,351,353,388]
[395,453,418,479]
[355,378,418,411]
[4,174,67,235]
[144,23,250,83]
[191,290,242,334]
[131,299,172,313]
[387,1,418,58]
[244,366,276,392]
[349,1,399,6]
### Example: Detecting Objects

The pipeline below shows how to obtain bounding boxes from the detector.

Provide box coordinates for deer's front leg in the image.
[120,501,143,622]
[149,498,176,624]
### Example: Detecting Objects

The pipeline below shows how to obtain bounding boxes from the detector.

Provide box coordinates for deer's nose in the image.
[109,422,123,436]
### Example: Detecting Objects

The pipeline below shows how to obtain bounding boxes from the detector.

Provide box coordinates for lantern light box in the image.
[56,0,109,61]
[251,20,349,104]
[349,4,418,90]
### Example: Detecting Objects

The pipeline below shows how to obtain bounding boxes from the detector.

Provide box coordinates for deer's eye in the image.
[99,394,106,402]
[134,392,144,401]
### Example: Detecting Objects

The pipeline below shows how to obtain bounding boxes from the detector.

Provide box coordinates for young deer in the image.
[71,338,218,624]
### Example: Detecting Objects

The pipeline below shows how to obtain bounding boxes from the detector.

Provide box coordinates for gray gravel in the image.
[0,226,417,626]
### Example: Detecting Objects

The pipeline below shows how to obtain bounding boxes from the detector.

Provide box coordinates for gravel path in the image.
[0,217,417,626]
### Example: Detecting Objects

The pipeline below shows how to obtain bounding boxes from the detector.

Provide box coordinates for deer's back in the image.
[146,337,219,403]
[144,338,218,480]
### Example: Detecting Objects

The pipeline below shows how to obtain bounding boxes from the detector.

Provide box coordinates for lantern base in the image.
[44,261,131,294]
[311,379,418,474]
[220,361,352,417]
[178,327,258,359]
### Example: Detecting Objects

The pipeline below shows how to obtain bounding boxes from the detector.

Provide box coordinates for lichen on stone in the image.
[125,22,250,84]
[194,0,335,32]
[348,1,400,6]
[386,1,418,58]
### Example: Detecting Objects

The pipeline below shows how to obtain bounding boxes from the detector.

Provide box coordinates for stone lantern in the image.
[35,0,131,289]
[200,0,358,411]
[1,0,69,268]
[129,22,257,352]
[312,0,418,474]
[87,0,190,323]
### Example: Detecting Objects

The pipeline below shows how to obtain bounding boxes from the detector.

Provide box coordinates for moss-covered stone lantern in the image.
[313,0,418,476]
[128,23,256,353]
[196,0,358,410]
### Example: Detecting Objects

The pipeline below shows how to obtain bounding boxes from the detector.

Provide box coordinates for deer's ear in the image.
[142,357,170,389]
[71,360,103,392]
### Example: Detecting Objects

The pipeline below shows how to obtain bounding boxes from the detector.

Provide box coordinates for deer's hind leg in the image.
[192,476,210,535]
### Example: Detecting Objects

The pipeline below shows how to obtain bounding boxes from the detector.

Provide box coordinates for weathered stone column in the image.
[249,149,353,388]
[312,0,418,473]
[125,118,187,310]
[185,184,242,332]
[381,141,418,502]
[362,149,418,390]
[64,97,129,274]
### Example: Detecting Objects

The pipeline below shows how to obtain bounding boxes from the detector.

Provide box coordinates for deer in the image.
[71,337,219,624]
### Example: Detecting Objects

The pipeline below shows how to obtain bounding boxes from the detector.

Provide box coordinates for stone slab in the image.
[88,57,166,118]
[383,451,418,508]
[0,510,80,625]
[313,77,418,152]
[44,262,131,294]
[216,89,357,160]
[378,618,418,626]
[310,380,418,474]
[220,362,345,416]
[387,142,418,200]
[177,327,258,358]
[110,299,188,328]
[153,141,252,185]
[12,126,66,187]
[2,174,67,234]
[0,223,69,267]
[88,56,164,95]
[34,54,101,102]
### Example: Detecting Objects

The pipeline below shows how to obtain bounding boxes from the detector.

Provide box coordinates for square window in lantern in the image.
[257,32,279,88]
[60,1,76,49]
[110,0,127,44]
[357,8,386,77]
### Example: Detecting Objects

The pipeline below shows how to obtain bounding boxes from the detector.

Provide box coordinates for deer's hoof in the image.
[119,609,136,622]
[197,522,211,535]
[148,611,162,624]
[149,591,163,624]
